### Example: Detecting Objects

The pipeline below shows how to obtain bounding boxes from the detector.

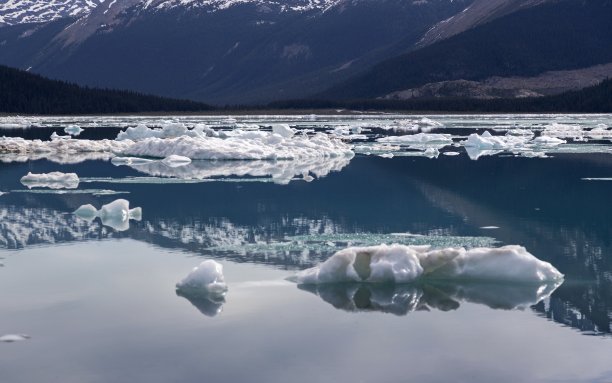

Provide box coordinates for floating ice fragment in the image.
[111,156,156,165]
[290,244,563,285]
[379,153,394,159]
[443,151,461,156]
[176,260,228,294]
[121,132,353,161]
[20,172,79,189]
[0,334,30,343]
[64,125,83,136]
[531,136,566,146]
[50,132,71,140]
[161,155,192,167]
[377,133,453,145]
[480,226,500,230]
[272,124,295,138]
[74,199,142,231]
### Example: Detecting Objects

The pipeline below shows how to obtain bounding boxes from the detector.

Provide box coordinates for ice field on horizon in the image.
[1,114,611,178]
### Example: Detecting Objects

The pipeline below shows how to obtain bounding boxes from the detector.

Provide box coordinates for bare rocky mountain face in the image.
[0,0,474,104]
[384,63,612,100]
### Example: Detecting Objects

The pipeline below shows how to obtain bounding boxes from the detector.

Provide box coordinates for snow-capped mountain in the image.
[0,0,106,26]
[0,0,346,27]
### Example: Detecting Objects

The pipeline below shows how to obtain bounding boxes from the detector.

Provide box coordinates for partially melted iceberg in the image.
[176,260,228,293]
[176,260,228,317]
[20,172,80,189]
[291,244,563,285]
[121,131,353,161]
[74,199,142,231]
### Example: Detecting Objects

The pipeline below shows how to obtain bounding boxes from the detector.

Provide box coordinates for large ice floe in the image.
[74,199,142,232]
[176,260,228,317]
[290,244,563,285]
[20,172,80,189]
[120,129,353,161]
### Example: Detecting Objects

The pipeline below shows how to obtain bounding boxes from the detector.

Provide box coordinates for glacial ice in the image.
[377,133,453,145]
[176,260,228,294]
[291,244,563,285]
[121,132,353,161]
[20,172,80,189]
[74,199,142,231]
[0,334,30,343]
[112,155,351,184]
[64,125,83,136]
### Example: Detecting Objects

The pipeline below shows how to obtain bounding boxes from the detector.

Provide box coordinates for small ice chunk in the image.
[50,132,71,140]
[443,151,461,156]
[531,136,566,146]
[480,226,500,230]
[20,172,79,189]
[291,244,563,285]
[162,155,192,167]
[64,125,83,136]
[111,156,156,166]
[0,334,30,343]
[377,133,453,145]
[176,260,228,294]
[272,124,295,138]
[379,153,394,159]
[73,199,142,231]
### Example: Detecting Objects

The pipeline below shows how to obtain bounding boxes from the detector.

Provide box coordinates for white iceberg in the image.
[176,260,228,294]
[291,244,563,285]
[377,133,453,145]
[0,334,30,343]
[74,199,142,231]
[64,125,83,136]
[121,131,353,161]
[20,172,80,189]
[272,124,295,138]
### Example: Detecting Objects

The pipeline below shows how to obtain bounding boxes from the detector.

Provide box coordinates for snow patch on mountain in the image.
[0,0,107,26]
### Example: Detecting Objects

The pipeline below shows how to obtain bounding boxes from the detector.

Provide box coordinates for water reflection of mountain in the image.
[1,154,611,336]
[400,154,612,336]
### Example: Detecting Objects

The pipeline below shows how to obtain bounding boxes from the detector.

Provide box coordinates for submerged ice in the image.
[291,244,563,285]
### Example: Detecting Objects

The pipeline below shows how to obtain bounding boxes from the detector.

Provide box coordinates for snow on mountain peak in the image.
[0,0,107,26]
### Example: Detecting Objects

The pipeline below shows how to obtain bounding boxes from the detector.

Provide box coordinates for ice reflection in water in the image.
[298,281,563,315]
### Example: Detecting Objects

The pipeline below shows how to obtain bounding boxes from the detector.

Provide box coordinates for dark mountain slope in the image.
[321,0,612,100]
[0,1,472,105]
[0,65,212,114]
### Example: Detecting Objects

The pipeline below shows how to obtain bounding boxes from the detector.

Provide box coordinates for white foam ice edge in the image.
[290,244,563,285]
[20,172,80,189]
[74,199,142,232]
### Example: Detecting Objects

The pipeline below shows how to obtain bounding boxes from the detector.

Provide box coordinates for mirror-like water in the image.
[1,114,611,383]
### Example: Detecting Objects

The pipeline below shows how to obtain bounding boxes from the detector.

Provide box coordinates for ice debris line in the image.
[290,244,563,285]
[176,260,228,294]
[20,172,80,189]
[74,199,142,232]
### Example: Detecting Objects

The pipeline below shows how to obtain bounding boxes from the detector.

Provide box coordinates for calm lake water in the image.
[1,114,611,382]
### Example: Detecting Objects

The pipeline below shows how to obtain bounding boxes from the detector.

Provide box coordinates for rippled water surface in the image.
[1,114,611,383]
